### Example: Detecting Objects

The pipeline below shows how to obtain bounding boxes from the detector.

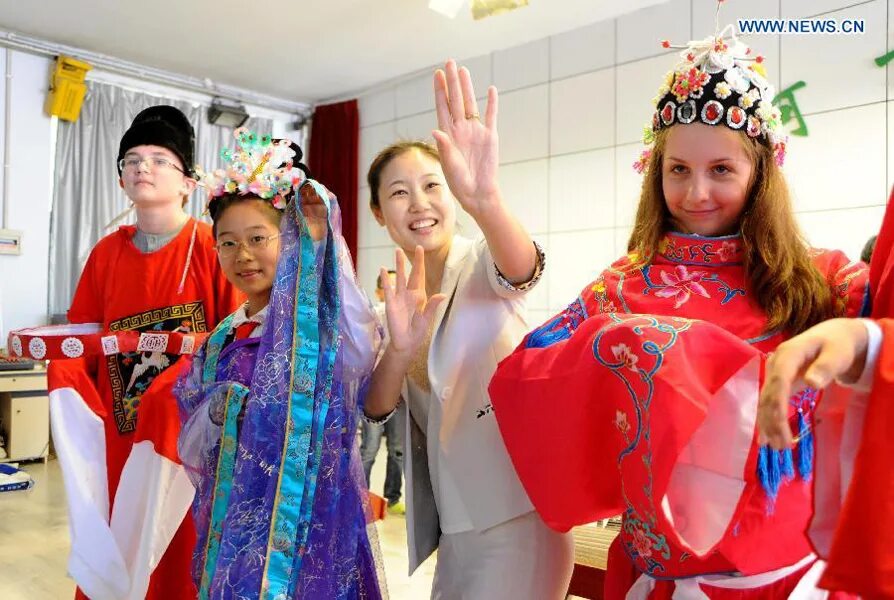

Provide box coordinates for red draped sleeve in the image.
[813,188,894,597]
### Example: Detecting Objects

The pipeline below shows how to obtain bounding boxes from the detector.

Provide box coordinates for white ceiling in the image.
[0,0,667,104]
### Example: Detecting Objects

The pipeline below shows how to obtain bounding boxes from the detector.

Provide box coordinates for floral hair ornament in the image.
[633,0,787,174]
[196,128,305,211]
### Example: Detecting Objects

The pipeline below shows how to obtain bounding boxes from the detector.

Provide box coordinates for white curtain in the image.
[48,80,274,317]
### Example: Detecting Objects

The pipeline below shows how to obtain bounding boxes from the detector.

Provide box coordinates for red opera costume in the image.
[49,219,240,599]
[489,232,867,597]
[67,221,238,491]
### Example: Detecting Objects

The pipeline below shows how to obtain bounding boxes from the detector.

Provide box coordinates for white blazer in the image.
[403,235,538,573]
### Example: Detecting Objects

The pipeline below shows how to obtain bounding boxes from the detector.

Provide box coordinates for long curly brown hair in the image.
[628,127,834,335]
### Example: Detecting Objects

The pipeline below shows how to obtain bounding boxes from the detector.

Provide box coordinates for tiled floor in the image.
[365,450,438,599]
[0,459,74,599]
[0,453,591,599]
[0,447,437,600]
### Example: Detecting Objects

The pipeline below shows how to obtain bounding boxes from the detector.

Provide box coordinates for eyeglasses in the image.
[215,234,280,258]
[118,156,185,174]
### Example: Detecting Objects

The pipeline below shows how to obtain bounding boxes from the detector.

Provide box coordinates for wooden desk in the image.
[568,523,619,600]
[0,364,49,463]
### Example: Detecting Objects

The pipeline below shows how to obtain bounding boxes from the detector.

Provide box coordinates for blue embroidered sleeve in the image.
[525,297,589,349]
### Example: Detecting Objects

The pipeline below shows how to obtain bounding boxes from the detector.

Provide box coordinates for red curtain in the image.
[308,99,359,264]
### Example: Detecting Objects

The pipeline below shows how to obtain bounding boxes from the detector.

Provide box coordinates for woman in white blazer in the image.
[363,60,574,599]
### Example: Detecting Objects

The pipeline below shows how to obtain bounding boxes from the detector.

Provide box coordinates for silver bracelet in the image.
[495,240,546,292]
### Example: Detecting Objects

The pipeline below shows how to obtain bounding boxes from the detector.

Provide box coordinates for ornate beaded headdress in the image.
[634,1,787,173]
[197,127,306,210]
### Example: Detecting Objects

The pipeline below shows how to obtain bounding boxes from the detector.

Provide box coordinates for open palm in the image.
[382,246,445,356]
[433,60,501,218]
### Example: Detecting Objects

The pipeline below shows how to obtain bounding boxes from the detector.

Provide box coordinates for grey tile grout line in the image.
[794,205,888,214]
[546,29,554,311]
[362,63,628,128]
[365,79,893,150]
[360,0,878,130]
[614,15,621,251]
[779,0,784,104]
[800,99,888,118]
[806,0,877,19]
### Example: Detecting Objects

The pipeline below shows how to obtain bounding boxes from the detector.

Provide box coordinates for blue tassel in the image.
[757,445,769,493]
[797,412,814,481]
[757,446,782,507]
[781,447,795,481]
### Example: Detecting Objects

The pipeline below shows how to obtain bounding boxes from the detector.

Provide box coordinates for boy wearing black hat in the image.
[112,104,199,248]
[52,105,242,599]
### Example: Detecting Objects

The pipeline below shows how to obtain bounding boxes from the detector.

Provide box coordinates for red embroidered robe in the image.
[489,232,866,598]
[52,219,241,599]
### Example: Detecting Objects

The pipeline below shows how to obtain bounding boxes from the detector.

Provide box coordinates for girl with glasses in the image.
[175,131,386,599]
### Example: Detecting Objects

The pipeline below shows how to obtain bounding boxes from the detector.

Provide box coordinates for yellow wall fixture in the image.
[471,0,529,20]
[45,56,93,122]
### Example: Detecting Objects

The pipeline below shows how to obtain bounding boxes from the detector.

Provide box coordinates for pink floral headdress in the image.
[197,128,305,211]
[633,1,787,174]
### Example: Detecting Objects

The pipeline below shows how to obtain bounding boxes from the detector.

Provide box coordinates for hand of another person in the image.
[432,59,502,219]
[758,318,868,449]
[382,246,445,357]
[299,184,329,242]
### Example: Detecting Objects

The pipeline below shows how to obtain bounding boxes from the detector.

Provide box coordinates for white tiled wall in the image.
[355,0,891,316]
[493,39,551,92]
[780,0,886,114]
[496,85,551,163]
[617,0,691,64]
[550,69,616,154]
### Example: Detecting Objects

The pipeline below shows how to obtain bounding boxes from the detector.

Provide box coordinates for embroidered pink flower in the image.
[655,265,710,308]
[614,410,630,435]
[611,343,639,372]
[632,528,653,557]
[717,240,738,261]
[671,67,710,102]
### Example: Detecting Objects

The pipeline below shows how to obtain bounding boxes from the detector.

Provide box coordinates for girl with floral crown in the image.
[175,130,385,599]
[487,12,868,600]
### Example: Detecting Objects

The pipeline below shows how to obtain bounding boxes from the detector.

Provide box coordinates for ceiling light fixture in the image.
[428,0,530,20]
[208,97,249,128]
[470,0,529,20]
